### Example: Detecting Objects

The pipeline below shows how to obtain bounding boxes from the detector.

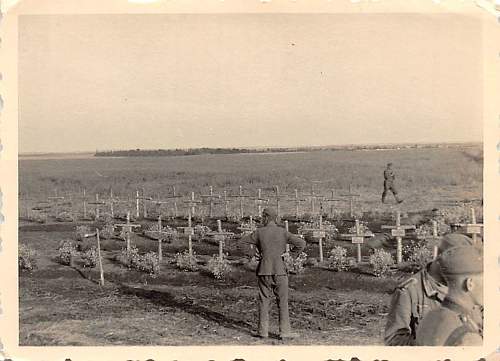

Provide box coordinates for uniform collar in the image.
[422,263,448,301]
[442,297,482,331]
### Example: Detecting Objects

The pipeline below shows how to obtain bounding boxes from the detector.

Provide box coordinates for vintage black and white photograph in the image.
[14,7,489,351]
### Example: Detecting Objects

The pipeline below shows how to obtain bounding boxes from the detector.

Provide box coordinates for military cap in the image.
[438,246,483,275]
[438,233,476,254]
[387,162,393,167]
[262,207,278,218]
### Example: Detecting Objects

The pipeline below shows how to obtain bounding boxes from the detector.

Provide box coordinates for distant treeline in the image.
[95,147,304,157]
[94,142,481,157]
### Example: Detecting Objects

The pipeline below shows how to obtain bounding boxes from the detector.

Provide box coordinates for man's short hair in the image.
[262,207,278,219]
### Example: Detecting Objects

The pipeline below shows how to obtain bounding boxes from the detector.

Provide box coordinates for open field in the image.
[19,146,483,215]
[18,145,483,345]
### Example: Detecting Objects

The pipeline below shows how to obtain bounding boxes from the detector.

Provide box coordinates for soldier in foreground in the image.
[240,208,306,340]
[384,233,478,345]
[416,245,483,345]
[382,162,403,204]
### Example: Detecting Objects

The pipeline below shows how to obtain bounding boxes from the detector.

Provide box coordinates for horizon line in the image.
[19,140,483,156]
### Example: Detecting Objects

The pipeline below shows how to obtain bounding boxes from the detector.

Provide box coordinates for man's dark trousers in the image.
[258,275,291,336]
[382,181,402,203]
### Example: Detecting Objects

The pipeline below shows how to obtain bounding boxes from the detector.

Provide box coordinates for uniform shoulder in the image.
[396,275,419,290]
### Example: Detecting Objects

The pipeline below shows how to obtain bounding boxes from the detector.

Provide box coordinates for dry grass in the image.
[19,146,482,215]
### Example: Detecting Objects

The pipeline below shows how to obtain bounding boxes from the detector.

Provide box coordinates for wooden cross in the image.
[230,186,250,219]
[339,184,361,217]
[105,188,128,218]
[47,194,65,217]
[135,189,153,219]
[165,186,183,217]
[238,215,257,235]
[323,190,343,218]
[381,210,416,264]
[284,220,290,252]
[155,215,176,263]
[303,184,324,215]
[207,219,234,260]
[427,220,441,260]
[88,194,106,220]
[340,219,373,263]
[80,228,105,286]
[79,188,89,219]
[184,191,202,217]
[178,209,195,256]
[114,211,141,251]
[299,214,329,263]
[288,189,306,219]
[268,186,285,219]
[201,186,221,218]
[222,190,231,218]
[252,188,269,218]
[456,207,483,243]
[150,195,170,219]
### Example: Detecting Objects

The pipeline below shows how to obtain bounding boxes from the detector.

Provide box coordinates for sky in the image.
[19,13,483,153]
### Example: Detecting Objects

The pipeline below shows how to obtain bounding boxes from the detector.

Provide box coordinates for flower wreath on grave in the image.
[347,221,373,237]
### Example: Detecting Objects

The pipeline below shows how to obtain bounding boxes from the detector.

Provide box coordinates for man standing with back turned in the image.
[382,162,403,204]
[240,207,306,340]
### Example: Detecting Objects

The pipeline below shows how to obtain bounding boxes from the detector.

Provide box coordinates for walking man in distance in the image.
[382,162,403,204]
[240,207,306,340]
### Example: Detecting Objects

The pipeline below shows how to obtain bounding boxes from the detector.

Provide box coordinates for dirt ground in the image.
[19,221,406,346]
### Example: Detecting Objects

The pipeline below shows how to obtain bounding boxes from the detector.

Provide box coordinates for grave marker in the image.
[284,220,290,253]
[323,190,343,218]
[184,191,202,217]
[288,189,306,219]
[201,186,221,218]
[114,211,141,251]
[456,207,483,243]
[154,215,177,263]
[238,215,257,235]
[80,228,105,286]
[178,209,195,256]
[303,184,324,215]
[268,186,285,219]
[106,188,128,218]
[230,186,250,219]
[428,221,441,260]
[207,219,234,260]
[381,211,416,264]
[88,194,106,220]
[340,184,361,217]
[135,189,153,219]
[222,190,231,218]
[340,219,373,263]
[299,215,329,262]
[151,195,170,218]
[47,194,65,217]
[252,188,269,217]
[165,186,183,217]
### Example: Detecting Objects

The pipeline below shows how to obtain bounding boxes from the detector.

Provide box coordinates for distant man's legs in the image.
[390,185,403,203]
[382,181,390,203]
